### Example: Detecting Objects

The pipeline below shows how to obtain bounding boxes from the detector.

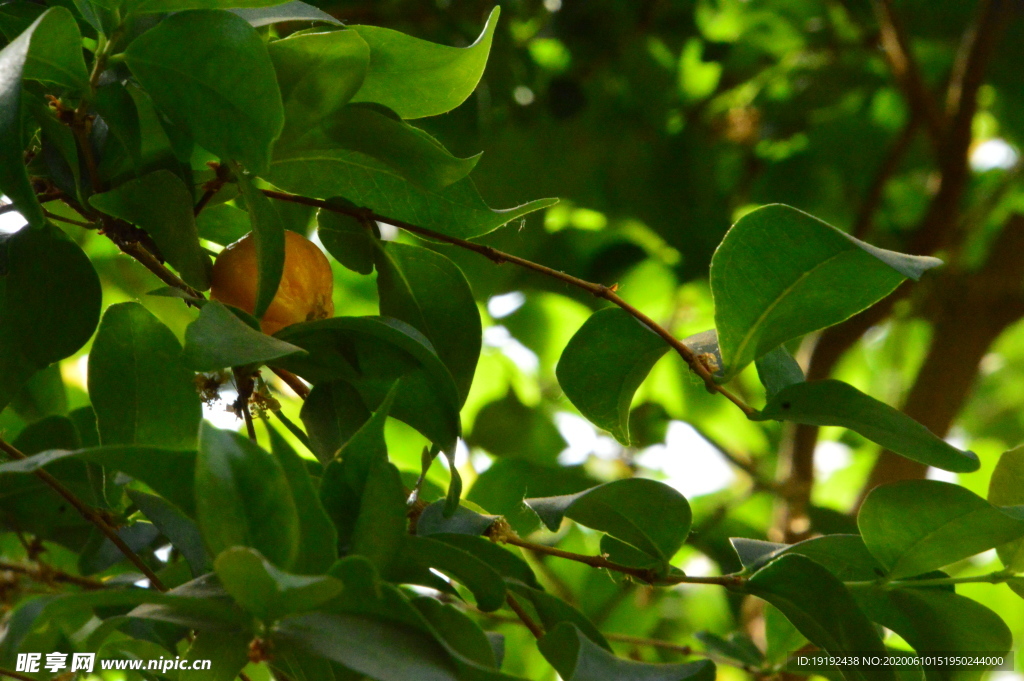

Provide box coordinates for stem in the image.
[43,209,96,229]
[0,668,38,681]
[271,367,310,400]
[272,409,314,454]
[0,439,167,591]
[846,570,1018,590]
[233,368,258,442]
[0,560,107,590]
[506,594,544,639]
[493,528,746,588]
[604,632,693,655]
[261,189,757,418]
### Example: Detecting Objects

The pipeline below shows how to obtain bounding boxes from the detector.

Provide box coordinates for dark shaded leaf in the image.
[196,423,300,568]
[539,622,716,681]
[233,1,341,26]
[0,225,101,411]
[273,316,461,453]
[318,201,375,274]
[375,242,481,403]
[232,162,286,320]
[755,345,805,400]
[215,546,342,621]
[299,380,370,464]
[745,555,896,681]
[88,302,202,449]
[267,425,338,574]
[125,10,284,173]
[90,171,212,290]
[182,301,305,372]
[128,489,210,577]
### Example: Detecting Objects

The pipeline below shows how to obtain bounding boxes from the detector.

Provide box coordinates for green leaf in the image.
[556,308,669,445]
[90,171,212,290]
[94,82,143,175]
[509,584,611,650]
[988,447,1024,571]
[128,489,210,577]
[125,10,284,173]
[299,380,371,464]
[413,598,499,670]
[0,224,101,412]
[232,1,341,27]
[467,389,567,465]
[273,316,461,453]
[526,479,691,563]
[196,422,300,568]
[746,554,896,681]
[416,501,498,537]
[182,301,305,372]
[274,612,459,681]
[0,12,48,227]
[20,6,89,91]
[757,380,979,473]
[232,162,287,319]
[278,104,479,192]
[399,536,507,612]
[318,200,375,274]
[180,631,251,681]
[859,480,1024,579]
[127,0,293,15]
[350,7,498,119]
[215,546,342,621]
[88,303,202,449]
[0,445,197,516]
[539,622,716,681]
[755,345,804,400]
[197,203,251,246]
[350,459,408,574]
[711,205,942,379]
[268,149,556,241]
[266,425,338,574]
[375,242,481,404]
[431,534,542,590]
[268,29,370,138]
[10,363,67,422]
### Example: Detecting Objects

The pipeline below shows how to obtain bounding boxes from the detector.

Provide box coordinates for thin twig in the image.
[604,632,694,655]
[490,524,745,588]
[0,560,107,590]
[506,594,544,639]
[873,0,943,148]
[261,189,757,418]
[271,409,314,454]
[233,368,258,442]
[43,209,95,229]
[851,117,918,239]
[0,667,38,681]
[271,367,310,400]
[0,439,167,591]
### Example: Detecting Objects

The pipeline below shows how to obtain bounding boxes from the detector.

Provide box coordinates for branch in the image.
[233,368,258,442]
[260,189,757,418]
[0,668,38,681]
[506,594,544,639]
[0,438,167,591]
[873,0,943,148]
[271,367,310,400]
[0,560,107,590]
[851,117,918,239]
[489,522,746,588]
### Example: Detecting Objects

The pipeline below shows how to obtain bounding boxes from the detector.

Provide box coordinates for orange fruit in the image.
[210,230,334,335]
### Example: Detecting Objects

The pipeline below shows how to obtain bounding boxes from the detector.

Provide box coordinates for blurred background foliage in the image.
[3,0,1023,678]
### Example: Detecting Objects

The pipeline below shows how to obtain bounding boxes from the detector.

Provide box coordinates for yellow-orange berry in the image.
[210,230,334,335]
